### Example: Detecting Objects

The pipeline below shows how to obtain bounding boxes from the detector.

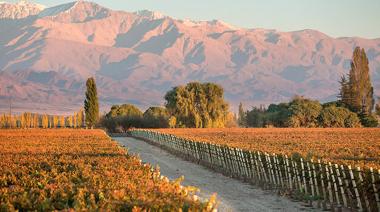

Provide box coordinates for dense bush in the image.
[287,96,322,128]
[106,104,143,118]
[143,107,170,128]
[243,96,366,128]
[360,114,379,127]
[318,106,361,128]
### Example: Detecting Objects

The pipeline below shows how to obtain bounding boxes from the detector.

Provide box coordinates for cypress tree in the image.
[84,77,99,128]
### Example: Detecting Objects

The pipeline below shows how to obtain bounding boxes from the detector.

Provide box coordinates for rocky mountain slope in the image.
[0,1,379,113]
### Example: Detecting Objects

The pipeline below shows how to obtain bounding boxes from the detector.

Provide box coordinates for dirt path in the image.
[115,137,320,212]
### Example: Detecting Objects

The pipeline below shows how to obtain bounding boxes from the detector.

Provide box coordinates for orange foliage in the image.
[0,129,211,211]
[156,128,380,170]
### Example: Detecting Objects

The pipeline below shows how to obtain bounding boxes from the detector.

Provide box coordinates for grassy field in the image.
[0,129,214,211]
[156,128,380,169]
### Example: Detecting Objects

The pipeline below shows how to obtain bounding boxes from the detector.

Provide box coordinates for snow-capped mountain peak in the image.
[0,0,45,19]
[16,0,45,9]
[179,18,240,30]
[38,1,111,23]
[38,1,77,18]
[134,10,166,20]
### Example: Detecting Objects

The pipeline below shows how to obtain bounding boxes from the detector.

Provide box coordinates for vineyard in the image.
[0,129,215,211]
[131,129,380,211]
[156,128,380,169]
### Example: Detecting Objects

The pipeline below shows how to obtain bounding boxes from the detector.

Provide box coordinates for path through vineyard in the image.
[115,137,320,212]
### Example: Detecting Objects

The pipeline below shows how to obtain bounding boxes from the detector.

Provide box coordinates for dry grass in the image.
[155,128,380,169]
[0,129,210,211]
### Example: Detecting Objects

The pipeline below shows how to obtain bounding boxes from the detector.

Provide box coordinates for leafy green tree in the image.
[360,114,378,127]
[99,116,118,132]
[246,106,267,128]
[345,112,363,128]
[238,102,247,127]
[143,107,170,128]
[84,77,99,128]
[266,103,290,127]
[118,116,144,130]
[287,96,322,127]
[165,82,229,128]
[318,106,361,128]
[107,104,143,118]
[102,104,143,130]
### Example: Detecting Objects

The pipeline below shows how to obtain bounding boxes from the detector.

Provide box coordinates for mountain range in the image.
[0,0,379,114]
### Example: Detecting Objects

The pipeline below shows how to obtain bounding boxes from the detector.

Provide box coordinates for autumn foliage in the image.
[156,128,380,169]
[0,129,213,211]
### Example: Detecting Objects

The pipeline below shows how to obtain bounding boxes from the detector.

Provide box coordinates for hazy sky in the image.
[10,0,380,38]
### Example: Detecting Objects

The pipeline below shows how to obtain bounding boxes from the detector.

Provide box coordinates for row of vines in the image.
[131,129,380,211]
[0,129,216,211]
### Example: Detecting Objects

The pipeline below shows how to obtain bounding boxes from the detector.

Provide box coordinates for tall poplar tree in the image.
[340,47,374,115]
[84,77,99,128]
[238,102,247,127]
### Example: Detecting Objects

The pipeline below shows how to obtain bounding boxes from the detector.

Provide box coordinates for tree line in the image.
[0,109,85,129]
[0,77,99,129]
[238,47,379,128]
[99,82,237,132]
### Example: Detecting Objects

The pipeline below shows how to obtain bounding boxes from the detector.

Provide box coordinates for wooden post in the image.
[258,152,269,184]
[335,164,347,208]
[285,155,293,191]
[266,153,275,187]
[370,168,380,211]
[325,163,334,210]
[253,152,262,183]
[250,152,259,182]
[306,160,315,206]
[228,147,234,176]
[311,159,321,208]
[234,148,242,178]
[300,158,308,200]
[243,151,252,179]
[329,162,341,209]
[348,165,362,211]
[275,155,284,189]
[292,159,302,194]
[340,165,354,209]
[222,146,230,175]
[357,167,370,211]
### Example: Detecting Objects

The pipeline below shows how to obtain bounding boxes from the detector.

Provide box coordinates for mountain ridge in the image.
[0,1,379,113]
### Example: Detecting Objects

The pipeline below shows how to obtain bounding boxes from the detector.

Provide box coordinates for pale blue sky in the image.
[10,0,380,38]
